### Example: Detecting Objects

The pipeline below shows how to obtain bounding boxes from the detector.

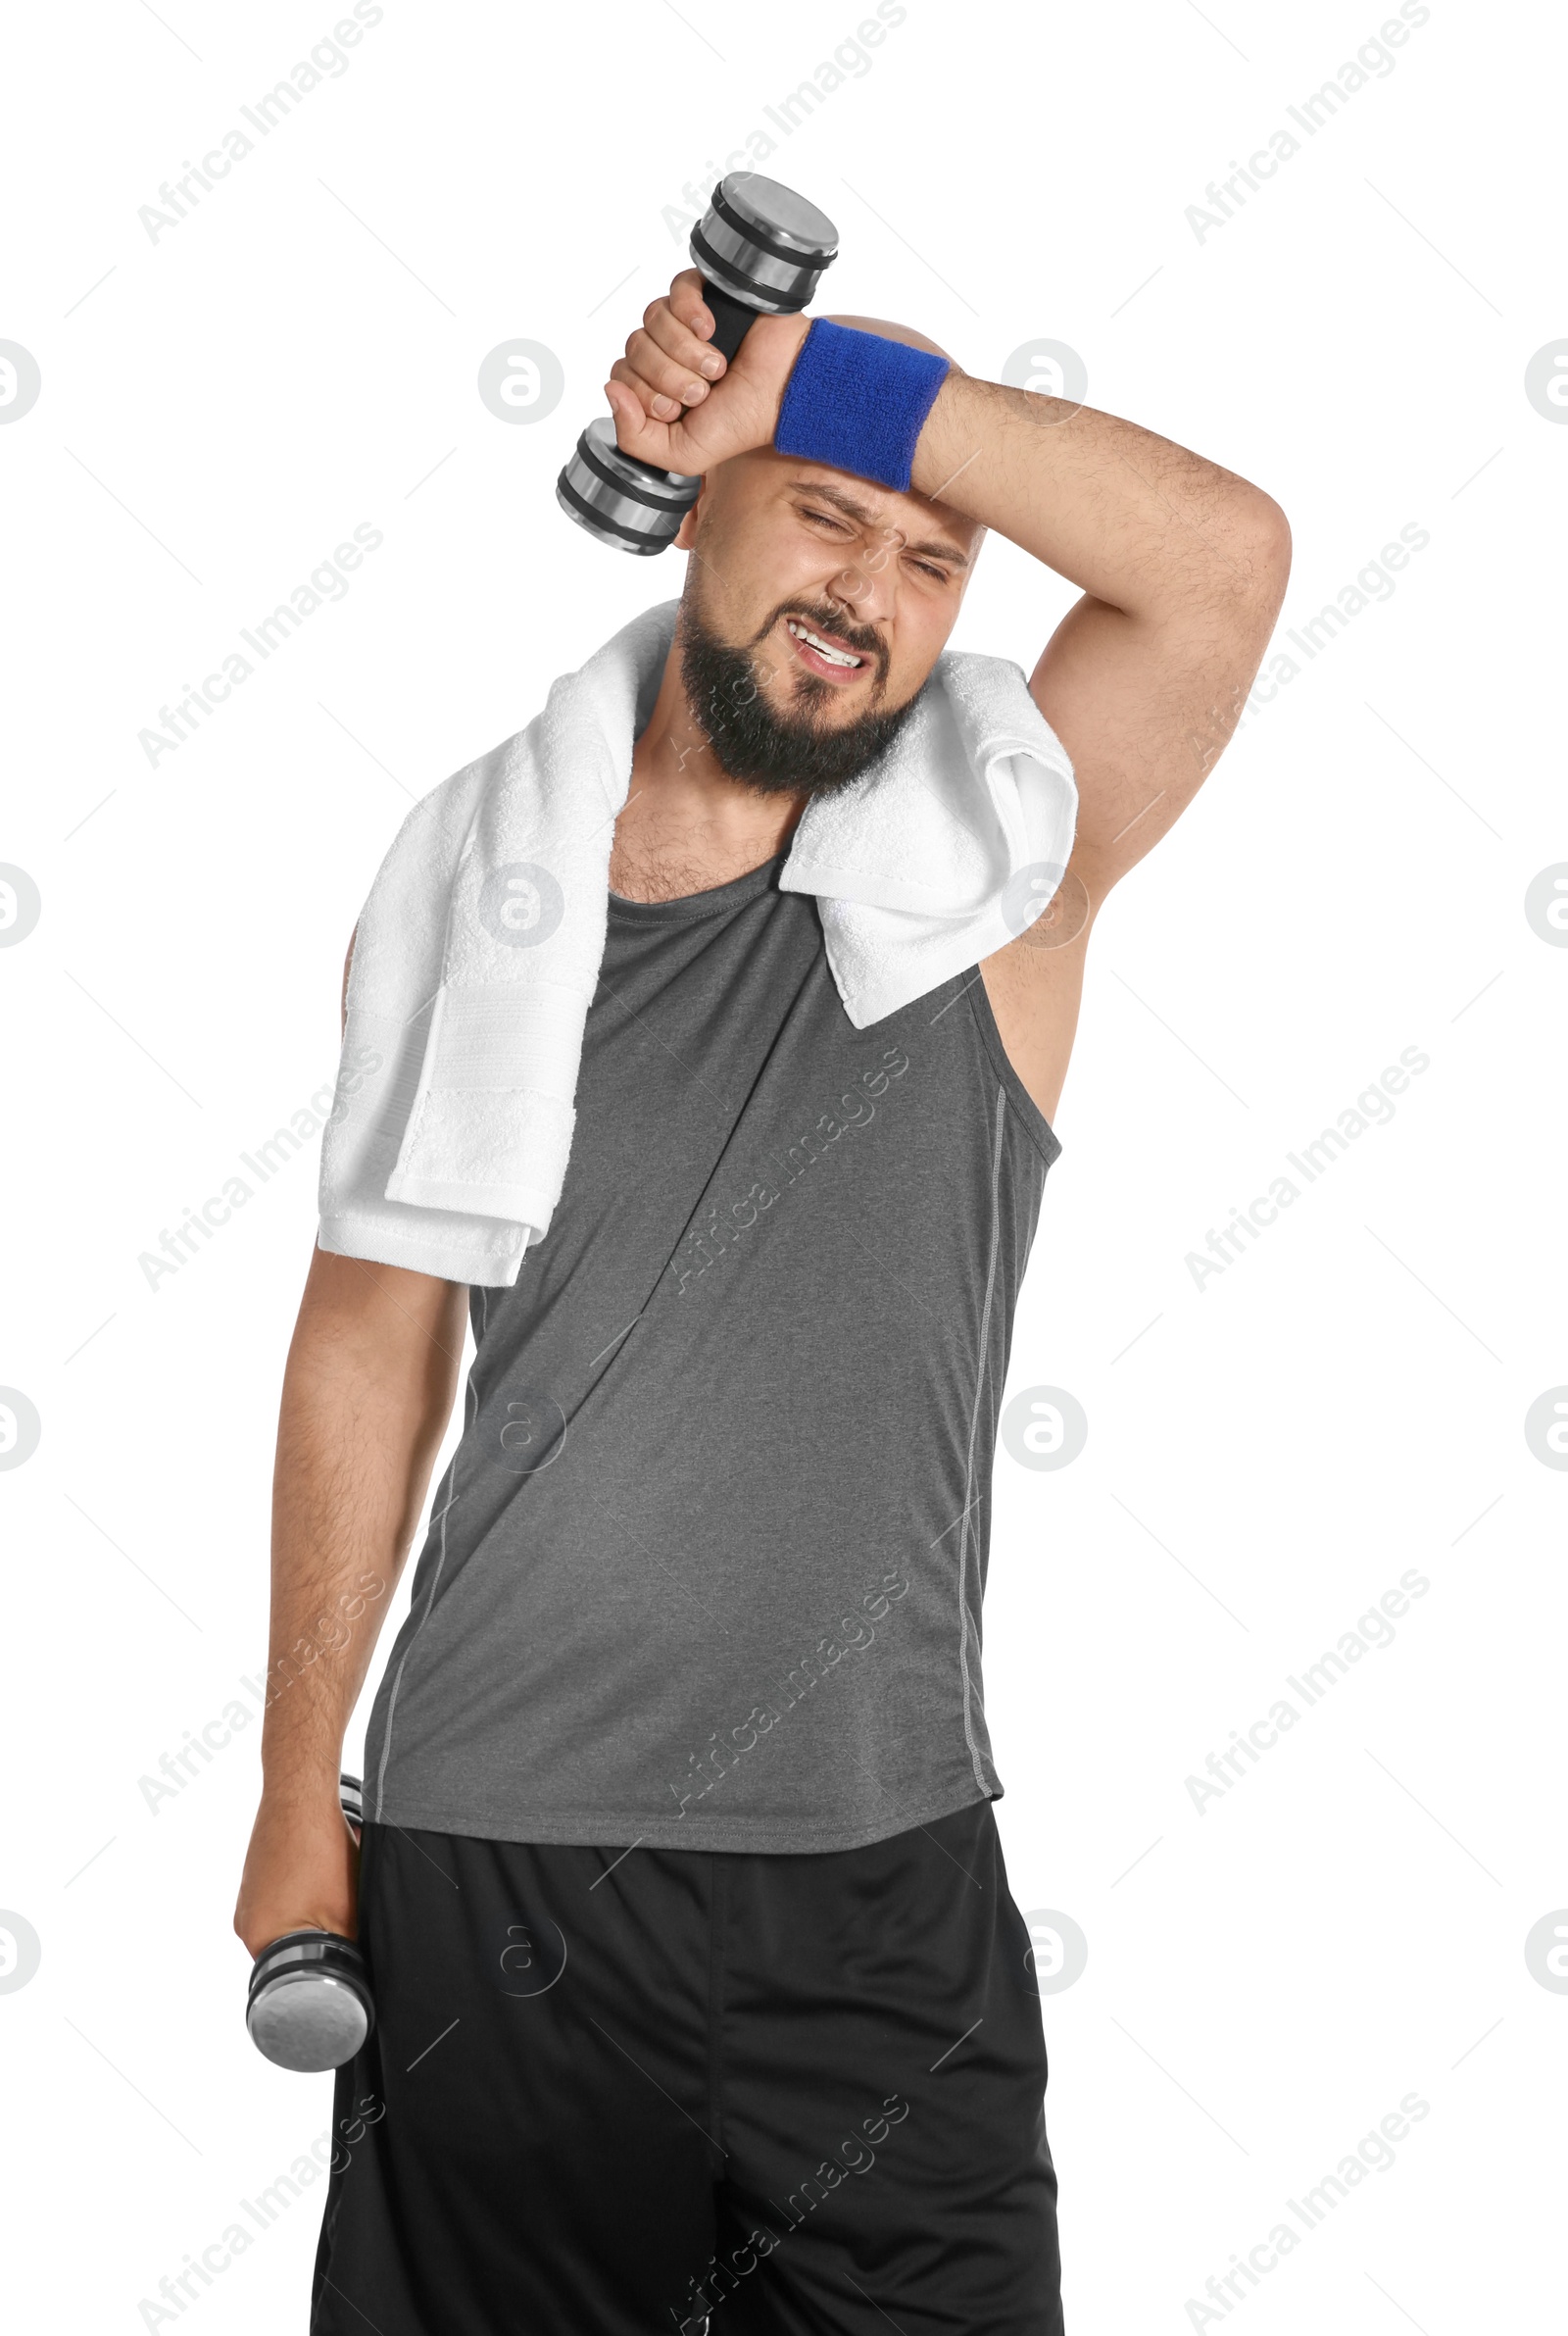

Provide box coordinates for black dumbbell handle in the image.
[702,280,760,365]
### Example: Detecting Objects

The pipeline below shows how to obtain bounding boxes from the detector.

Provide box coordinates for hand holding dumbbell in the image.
[245,1774,374,2073]
[558,173,839,554]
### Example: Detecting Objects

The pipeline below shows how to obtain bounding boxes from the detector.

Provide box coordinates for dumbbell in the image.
[246,1772,374,2073]
[557,172,840,556]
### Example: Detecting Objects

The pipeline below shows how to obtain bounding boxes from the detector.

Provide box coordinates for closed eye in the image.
[800,507,953,583]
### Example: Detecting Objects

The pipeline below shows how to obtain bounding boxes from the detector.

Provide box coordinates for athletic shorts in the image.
[310,1798,1063,2335]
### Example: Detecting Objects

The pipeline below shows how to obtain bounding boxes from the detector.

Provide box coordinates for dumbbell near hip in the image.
[246,1773,374,2073]
[557,172,839,556]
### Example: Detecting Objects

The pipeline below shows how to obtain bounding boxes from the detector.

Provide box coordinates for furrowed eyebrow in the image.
[786,476,971,571]
[905,536,970,571]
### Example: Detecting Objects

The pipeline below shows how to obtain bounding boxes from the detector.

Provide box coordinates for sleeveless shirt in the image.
[363,850,1060,1853]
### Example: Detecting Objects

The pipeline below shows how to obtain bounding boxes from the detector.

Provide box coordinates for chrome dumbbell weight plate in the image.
[555,419,705,556]
[687,174,839,318]
[246,1928,374,2072]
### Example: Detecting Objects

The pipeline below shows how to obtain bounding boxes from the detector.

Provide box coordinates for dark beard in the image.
[678,595,925,798]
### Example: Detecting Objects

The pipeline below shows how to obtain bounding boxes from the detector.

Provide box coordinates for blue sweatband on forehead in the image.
[773,320,951,495]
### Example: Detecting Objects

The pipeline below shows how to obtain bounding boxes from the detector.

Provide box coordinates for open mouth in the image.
[783,615,872,685]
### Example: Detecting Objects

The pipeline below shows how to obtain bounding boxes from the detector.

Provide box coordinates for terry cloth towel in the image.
[318,598,1075,1288]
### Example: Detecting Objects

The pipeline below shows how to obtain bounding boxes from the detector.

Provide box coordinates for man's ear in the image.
[673,481,709,553]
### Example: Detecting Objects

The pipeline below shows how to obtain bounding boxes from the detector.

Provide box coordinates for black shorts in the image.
[311,1799,1063,2335]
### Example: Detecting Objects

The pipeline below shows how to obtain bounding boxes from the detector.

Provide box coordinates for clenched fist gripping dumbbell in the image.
[245,1775,374,2073]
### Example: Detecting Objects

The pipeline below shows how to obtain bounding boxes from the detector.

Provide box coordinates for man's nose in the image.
[825,532,902,626]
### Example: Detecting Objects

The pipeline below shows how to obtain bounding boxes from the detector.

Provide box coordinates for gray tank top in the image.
[365,852,1061,1853]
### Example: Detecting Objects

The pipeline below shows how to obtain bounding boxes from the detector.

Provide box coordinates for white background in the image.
[1,0,1563,2328]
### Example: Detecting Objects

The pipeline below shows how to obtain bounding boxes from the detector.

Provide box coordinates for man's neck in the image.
[609,638,806,904]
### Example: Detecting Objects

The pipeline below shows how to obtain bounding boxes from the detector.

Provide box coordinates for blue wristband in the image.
[773,320,950,494]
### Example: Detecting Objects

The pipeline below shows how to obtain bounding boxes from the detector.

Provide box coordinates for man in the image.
[236,269,1289,2334]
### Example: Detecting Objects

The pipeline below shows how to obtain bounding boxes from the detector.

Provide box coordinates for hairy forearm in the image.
[259,1251,467,1809]
[911,370,1284,620]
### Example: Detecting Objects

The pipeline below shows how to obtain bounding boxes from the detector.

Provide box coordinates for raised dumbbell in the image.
[246,1772,374,2073]
[556,172,839,556]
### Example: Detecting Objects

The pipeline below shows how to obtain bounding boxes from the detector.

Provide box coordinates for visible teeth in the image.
[788,619,861,668]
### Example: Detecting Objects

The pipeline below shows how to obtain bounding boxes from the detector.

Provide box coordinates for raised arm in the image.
[909,373,1291,903]
[908,373,1289,1119]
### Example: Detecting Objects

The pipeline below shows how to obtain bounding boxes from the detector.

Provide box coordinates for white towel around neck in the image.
[317,598,1075,1288]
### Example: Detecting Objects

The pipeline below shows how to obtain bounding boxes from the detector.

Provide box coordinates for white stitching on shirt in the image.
[956,1083,1008,1794]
